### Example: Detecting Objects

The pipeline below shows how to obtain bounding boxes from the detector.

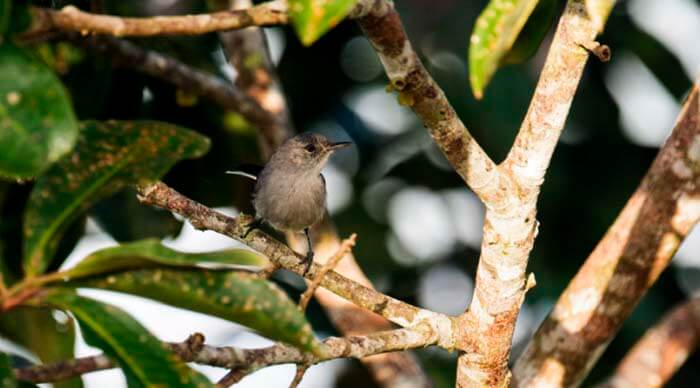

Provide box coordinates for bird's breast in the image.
[253,172,326,232]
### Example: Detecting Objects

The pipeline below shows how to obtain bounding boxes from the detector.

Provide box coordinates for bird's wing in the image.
[226,164,264,181]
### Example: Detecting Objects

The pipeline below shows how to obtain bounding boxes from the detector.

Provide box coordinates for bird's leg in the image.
[302,227,314,276]
[243,218,264,238]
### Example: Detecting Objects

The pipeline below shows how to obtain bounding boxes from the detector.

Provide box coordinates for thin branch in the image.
[354,0,504,208]
[596,298,700,388]
[75,35,271,125]
[212,0,293,156]
[288,364,308,388]
[514,80,700,387]
[27,0,287,37]
[216,367,253,387]
[299,234,356,312]
[15,323,438,384]
[136,181,456,349]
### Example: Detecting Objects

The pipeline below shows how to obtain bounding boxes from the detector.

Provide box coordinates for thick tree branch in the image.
[28,0,287,37]
[136,181,456,349]
[597,298,700,388]
[15,323,439,384]
[514,81,700,387]
[354,0,504,208]
[453,1,617,386]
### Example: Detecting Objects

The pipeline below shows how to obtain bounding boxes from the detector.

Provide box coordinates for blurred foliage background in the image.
[3,0,700,386]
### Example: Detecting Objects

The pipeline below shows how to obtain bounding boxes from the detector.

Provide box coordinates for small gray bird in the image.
[228,133,351,274]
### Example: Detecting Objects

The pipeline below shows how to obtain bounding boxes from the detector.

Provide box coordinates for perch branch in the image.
[27,0,287,37]
[597,297,700,388]
[514,80,700,387]
[15,323,439,384]
[136,181,456,349]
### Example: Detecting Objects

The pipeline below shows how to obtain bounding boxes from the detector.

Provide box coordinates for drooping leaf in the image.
[0,44,78,179]
[0,351,18,388]
[22,120,210,277]
[91,188,183,242]
[73,268,323,355]
[502,0,560,65]
[0,307,83,388]
[60,239,268,280]
[469,0,542,99]
[36,289,213,388]
[289,0,357,46]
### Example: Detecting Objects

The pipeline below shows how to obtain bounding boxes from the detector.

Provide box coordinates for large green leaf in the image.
[0,44,78,179]
[22,120,210,277]
[0,351,17,388]
[37,289,213,388]
[60,239,268,280]
[289,0,357,45]
[73,268,323,355]
[0,307,83,388]
[469,0,542,99]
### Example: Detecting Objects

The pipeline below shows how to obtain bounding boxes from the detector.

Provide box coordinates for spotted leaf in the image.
[35,289,214,388]
[61,239,268,280]
[0,307,83,388]
[289,0,357,45]
[72,268,324,355]
[22,120,210,277]
[0,44,78,179]
[469,0,543,99]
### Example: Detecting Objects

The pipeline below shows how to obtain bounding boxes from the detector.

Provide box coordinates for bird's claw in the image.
[302,251,314,277]
[243,219,262,238]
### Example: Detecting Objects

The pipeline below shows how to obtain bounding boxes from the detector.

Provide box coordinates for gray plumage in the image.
[253,133,350,233]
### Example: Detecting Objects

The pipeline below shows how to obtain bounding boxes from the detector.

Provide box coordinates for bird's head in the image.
[279,133,351,172]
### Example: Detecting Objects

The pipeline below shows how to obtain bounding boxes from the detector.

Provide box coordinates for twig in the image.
[514,80,700,387]
[27,0,287,37]
[216,367,254,387]
[298,234,356,312]
[136,181,456,349]
[288,364,308,388]
[596,298,700,388]
[212,0,293,156]
[15,323,439,384]
[76,35,270,125]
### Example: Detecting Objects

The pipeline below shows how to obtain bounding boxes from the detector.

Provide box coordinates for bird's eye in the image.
[304,144,316,153]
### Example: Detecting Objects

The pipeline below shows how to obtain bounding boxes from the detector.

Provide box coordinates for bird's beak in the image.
[329,141,351,150]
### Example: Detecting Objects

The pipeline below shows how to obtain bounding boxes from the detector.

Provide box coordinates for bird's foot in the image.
[243,218,263,238]
[302,250,314,277]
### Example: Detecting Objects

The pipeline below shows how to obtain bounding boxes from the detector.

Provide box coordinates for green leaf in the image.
[289,0,357,45]
[469,0,542,99]
[61,239,268,280]
[22,120,210,277]
[0,307,83,388]
[502,0,560,65]
[0,44,79,179]
[37,289,213,388]
[0,351,18,388]
[73,268,323,355]
[0,0,10,38]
